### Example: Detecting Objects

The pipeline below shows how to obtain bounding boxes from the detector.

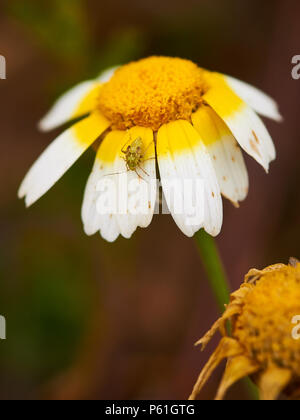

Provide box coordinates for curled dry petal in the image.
[215,355,259,400]
[189,337,244,400]
[257,365,292,401]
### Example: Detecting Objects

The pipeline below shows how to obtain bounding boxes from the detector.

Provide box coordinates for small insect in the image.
[121,136,149,177]
[105,134,155,180]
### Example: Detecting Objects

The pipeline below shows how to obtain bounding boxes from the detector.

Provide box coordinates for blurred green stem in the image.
[194,230,230,311]
[194,230,259,400]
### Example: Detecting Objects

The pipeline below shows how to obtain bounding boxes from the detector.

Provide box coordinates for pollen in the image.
[233,264,300,376]
[98,56,209,131]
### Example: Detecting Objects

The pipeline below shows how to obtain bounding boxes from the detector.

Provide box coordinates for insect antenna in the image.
[103,170,128,177]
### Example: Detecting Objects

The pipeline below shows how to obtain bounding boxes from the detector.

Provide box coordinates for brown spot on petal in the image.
[250,139,262,158]
[252,130,260,144]
[212,192,215,198]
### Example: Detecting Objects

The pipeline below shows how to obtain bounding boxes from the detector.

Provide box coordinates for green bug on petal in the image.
[121,136,151,178]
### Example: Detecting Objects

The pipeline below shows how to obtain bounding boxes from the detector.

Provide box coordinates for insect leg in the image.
[137,164,150,177]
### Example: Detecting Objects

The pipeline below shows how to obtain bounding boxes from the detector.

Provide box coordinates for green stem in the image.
[194,230,230,311]
[194,229,259,400]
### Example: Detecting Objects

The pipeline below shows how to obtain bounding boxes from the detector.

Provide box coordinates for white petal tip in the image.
[183,231,195,238]
[37,119,49,132]
[25,196,36,208]
[18,189,25,200]
[261,161,271,173]
[18,196,35,209]
[262,109,283,123]
[38,117,59,132]
[277,113,284,123]
[269,110,284,123]
[232,201,240,209]
[103,237,118,243]
[100,231,120,243]
[207,228,221,238]
[122,233,134,240]
[197,226,221,238]
[225,75,283,123]
[83,227,97,237]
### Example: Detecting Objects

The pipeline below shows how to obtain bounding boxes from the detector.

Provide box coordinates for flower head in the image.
[97,57,208,131]
[189,260,300,401]
[19,56,282,242]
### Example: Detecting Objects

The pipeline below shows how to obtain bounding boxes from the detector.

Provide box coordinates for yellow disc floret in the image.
[98,56,208,131]
[233,264,300,376]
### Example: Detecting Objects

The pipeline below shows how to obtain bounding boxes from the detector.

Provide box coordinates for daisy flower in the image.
[189,260,300,401]
[18,56,282,242]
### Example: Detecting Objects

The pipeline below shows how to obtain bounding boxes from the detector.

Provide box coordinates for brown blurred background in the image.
[0,0,299,400]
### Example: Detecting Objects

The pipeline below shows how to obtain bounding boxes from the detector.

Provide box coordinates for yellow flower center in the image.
[233,264,300,376]
[98,56,208,131]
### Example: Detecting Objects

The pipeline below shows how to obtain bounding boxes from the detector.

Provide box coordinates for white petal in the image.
[39,66,118,132]
[208,138,249,205]
[227,105,276,172]
[204,82,276,172]
[81,151,121,242]
[19,112,110,207]
[192,107,249,205]
[81,159,107,236]
[101,216,120,243]
[157,120,223,237]
[225,75,283,122]
[82,128,156,242]
[38,80,101,132]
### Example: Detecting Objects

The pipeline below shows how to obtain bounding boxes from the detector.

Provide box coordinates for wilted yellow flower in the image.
[19,56,281,242]
[189,260,300,400]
